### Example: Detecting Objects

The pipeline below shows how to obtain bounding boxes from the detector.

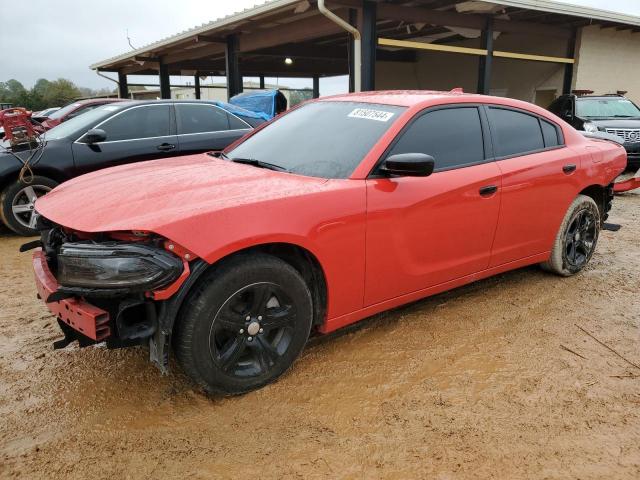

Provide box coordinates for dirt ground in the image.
[1,192,639,480]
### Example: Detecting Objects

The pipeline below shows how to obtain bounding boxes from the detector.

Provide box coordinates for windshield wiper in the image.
[230,157,288,172]
[207,151,230,159]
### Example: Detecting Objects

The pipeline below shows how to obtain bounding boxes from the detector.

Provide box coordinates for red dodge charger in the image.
[30,90,626,394]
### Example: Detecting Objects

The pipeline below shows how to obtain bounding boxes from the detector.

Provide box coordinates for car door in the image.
[485,105,580,267]
[175,103,252,154]
[71,104,178,175]
[364,105,502,306]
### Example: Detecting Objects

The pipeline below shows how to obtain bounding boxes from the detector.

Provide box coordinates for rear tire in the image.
[174,253,313,395]
[0,176,57,236]
[541,194,600,276]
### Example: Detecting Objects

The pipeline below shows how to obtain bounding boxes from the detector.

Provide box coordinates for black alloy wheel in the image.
[563,209,597,269]
[174,253,313,395]
[209,282,297,377]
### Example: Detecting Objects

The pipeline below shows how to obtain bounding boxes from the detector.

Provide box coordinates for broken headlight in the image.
[56,242,183,292]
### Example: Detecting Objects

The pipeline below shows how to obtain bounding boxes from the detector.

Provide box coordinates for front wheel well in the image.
[235,243,328,328]
[175,243,328,331]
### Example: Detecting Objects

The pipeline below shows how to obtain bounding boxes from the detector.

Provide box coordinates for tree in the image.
[0,79,30,108]
[42,79,81,108]
[0,78,114,111]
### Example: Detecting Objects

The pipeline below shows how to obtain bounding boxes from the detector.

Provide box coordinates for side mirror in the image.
[83,128,107,144]
[380,153,435,177]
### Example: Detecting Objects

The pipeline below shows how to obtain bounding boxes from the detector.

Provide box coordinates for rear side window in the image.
[176,104,229,134]
[100,105,171,141]
[487,107,544,157]
[228,114,251,130]
[387,107,485,171]
[541,119,561,147]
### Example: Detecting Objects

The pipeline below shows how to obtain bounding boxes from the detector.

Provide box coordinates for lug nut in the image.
[248,336,253,342]
[257,315,263,321]
[259,328,264,333]
[246,315,251,321]
[239,329,244,334]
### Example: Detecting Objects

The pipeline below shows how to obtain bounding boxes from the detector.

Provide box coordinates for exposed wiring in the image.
[0,118,48,184]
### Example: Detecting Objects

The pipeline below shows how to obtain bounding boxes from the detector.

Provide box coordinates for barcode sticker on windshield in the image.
[348,108,394,122]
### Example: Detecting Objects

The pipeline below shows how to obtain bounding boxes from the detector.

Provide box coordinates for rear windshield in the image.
[227,101,406,179]
[576,98,640,118]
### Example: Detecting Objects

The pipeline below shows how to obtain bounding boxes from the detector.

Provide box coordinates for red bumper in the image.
[33,250,111,341]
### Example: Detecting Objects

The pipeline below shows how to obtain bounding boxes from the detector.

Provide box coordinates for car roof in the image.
[111,99,238,107]
[75,98,126,105]
[318,90,472,107]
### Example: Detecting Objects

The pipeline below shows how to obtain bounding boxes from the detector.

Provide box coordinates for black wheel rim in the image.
[208,282,297,378]
[564,209,597,269]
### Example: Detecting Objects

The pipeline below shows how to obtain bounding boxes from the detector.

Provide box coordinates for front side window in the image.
[227,101,406,179]
[386,107,485,171]
[487,107,545,158]
[176,104,230,134]
[576,97,640,119]
[100,105,171,141]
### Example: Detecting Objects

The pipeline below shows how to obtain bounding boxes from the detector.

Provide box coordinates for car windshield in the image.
[45,105,123,140]
[576,98,640,118]
[226,101,406,179]
[47,102,83,120]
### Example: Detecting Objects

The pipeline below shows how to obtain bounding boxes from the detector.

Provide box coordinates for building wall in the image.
[375,31,568,106]
[573,25,640,102]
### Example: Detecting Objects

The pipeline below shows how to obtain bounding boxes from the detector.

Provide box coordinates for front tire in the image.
[0,176,58,236]
[174,253,313,395]
[541,194,600,276]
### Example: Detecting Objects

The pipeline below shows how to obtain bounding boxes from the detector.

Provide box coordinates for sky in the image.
[3,0,640,95]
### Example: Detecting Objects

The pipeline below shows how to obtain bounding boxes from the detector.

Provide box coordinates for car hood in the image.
[588,118,640,129]
[36,154,329,234]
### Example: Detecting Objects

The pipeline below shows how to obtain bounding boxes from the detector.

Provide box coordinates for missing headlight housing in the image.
[57,242,183,292]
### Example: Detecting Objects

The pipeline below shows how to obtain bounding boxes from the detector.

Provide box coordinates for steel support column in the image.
[159,61,170,99]
[194,74,201,99]
[563,29,577,95]
[477,17,494,95]
[361,1,377,91]
[117,71,129,99]
[226,35,242,99]
[259,76,265,89]
[348,9,356,93]
[312,75,320,98]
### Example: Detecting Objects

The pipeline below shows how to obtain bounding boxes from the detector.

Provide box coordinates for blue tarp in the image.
[212,101,270,122]
[229,90,283,120]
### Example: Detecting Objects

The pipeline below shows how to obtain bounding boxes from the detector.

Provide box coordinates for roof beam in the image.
[239,11,349,52]
[376,4,571,39]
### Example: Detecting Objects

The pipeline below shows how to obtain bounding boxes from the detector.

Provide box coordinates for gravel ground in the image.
[1,191,639,479]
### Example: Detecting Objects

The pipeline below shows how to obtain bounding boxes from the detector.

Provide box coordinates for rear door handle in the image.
[563,164,577,174]
[479,185,498,197]
[157,143,176,151]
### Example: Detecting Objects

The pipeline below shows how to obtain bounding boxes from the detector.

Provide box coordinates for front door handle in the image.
[563,164,577,174]
[157,143,176,151]
[479,185,498,197]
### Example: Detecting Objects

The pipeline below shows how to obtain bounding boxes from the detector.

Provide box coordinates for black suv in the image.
[0,100,264,235]
[548,93,640,171]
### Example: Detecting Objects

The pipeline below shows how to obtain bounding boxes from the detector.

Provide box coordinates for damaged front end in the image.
[28,219,205,373]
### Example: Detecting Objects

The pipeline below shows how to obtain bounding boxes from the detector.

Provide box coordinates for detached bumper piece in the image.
[33,250,111,344]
